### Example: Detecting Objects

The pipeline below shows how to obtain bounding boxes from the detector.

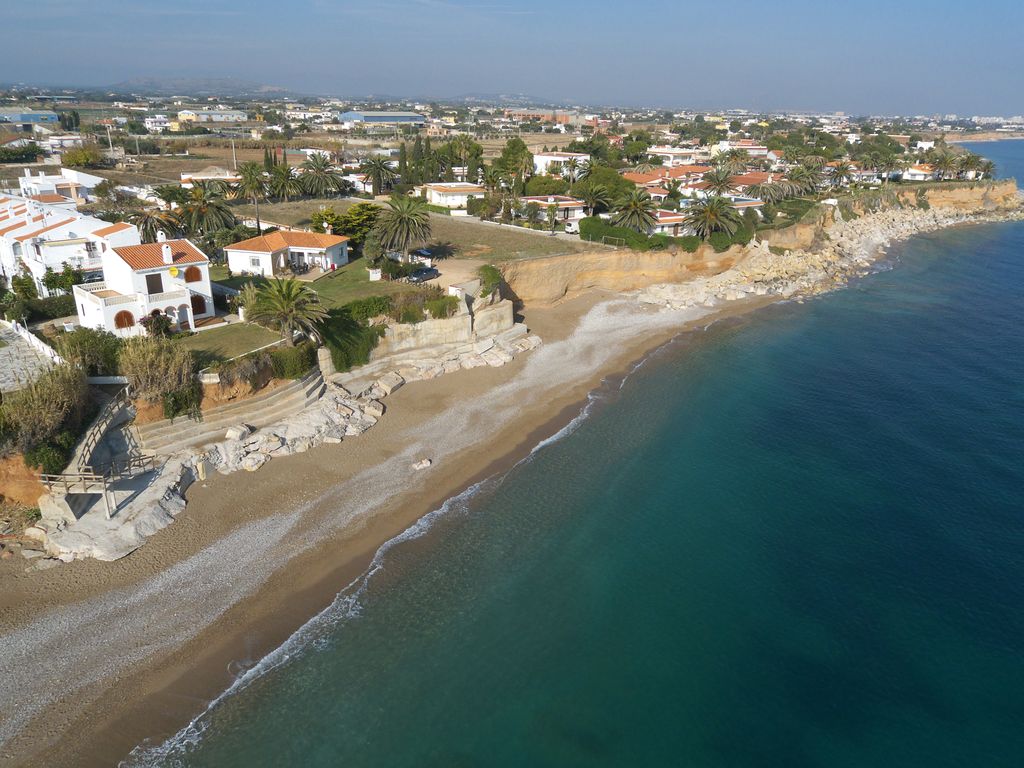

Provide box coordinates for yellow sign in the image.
[168,266,179,278]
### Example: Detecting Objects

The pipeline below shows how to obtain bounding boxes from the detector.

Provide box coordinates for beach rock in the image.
[412,459,432,470]
[375,372,405,396]
[225,424,252,441]
[242,453,269,472]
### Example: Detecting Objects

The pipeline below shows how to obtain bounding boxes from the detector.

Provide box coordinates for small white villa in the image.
[423,182,485,209]
[532,151,590,176]
[224,230,350,278]
[517,195,587,220]
[73,233,215,336]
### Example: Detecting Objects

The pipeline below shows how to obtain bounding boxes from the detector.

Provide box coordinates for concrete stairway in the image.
[137,369,326,456]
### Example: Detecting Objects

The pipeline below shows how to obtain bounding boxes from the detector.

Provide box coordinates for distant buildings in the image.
[505,109,578,126]
[0,108,59,126]
[336,111,426,130]
[144,114,171,132]
[177,109,247,123]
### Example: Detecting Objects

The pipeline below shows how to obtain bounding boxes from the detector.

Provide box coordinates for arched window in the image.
[184,265,202,283]
[114,310,135,329]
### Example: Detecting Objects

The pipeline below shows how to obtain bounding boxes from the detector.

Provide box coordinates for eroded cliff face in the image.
[502,180,1019,306]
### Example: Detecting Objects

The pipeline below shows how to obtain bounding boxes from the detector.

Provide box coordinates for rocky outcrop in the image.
[639,206,1024,311]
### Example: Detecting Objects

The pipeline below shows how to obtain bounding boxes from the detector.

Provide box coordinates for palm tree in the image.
[610,188,657,234]
[561,157,583,186]
[577,182,611,216]
[152,184,188,209]
[546,204,559,235]
[956,152,983,180]
[236,161,268,233]
[802,154,828,170]
[787,165,824,196]
[632,161,655,174]
[237,281,262,321]
[576,159,595,182]
[247,278,328,346]
[128,208,182,243]
[876,155,904,185]
[681,196,743,239]
[360,156,398,197]
[301,153,345,197]
[269,165,303,202]
[376,195,432,262]
[828,161,855,188]
[717,148,750,174]
[744,182,786,204]
[482,165,504,193]
[178,182,236,236]
[702,167,736,197]
[979,159,996,179]
[933,151,957,181]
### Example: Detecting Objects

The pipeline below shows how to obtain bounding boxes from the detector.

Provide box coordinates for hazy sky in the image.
[3,0,1021,115]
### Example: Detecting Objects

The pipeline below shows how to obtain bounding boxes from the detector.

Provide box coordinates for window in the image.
[145,273,163,295]
[184,265,202,283]
[114,310,135,329]
[250,256,262,269]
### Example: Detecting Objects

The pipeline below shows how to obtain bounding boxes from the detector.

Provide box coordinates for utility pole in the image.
[105,124,114,152]
[231,138,237,169]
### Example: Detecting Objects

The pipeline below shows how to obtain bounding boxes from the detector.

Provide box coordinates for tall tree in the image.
[128,208,182,243]
[236,161,268,233]
[247,278,328,346]
[360,156,398,197]
[702,167,737,197]
[577,182,611,216]
[375,195,431,262]
[178,182,236,236]
[269,165,303,202]
[300,153,345,197]
[828,161,855,188]
[610,188,657,234]
[681,196,742,239]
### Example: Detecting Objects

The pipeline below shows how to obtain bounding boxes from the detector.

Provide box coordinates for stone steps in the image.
[138,369,325,455]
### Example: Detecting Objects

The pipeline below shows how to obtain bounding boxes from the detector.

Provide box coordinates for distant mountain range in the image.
[105,77,297,98]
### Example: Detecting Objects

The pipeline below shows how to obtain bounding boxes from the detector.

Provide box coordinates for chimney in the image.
[162,243,173,264]
[24,168,31,177]
[156,230,167,242]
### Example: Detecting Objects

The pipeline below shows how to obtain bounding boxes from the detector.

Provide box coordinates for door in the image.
[190,294,207,317]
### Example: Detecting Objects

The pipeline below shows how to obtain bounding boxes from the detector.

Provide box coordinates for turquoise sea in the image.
[135,141,1024,767]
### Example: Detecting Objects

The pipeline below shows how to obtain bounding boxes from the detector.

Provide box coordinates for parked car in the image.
[564,218,584,235]
[408,267,439,284]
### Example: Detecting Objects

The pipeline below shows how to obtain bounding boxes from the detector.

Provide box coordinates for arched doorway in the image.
[178,304,192,331]
[114,310,135,329]
[190,294,207,317]
[164,306,179,328]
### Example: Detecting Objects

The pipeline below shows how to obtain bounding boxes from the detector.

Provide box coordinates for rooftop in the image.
[226,230,350,253]
[114,239,208,270]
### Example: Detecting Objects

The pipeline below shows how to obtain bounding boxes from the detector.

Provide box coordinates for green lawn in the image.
[211,259,416,310]
[178,323,282,368]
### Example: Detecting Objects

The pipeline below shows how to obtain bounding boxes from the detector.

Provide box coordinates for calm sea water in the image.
[137,142,1024,767]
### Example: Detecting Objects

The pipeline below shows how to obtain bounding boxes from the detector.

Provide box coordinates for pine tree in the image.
[398,142,408,181]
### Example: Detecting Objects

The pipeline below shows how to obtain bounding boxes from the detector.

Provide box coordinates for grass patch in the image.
[308,260,418,308]
[178,323,282,368]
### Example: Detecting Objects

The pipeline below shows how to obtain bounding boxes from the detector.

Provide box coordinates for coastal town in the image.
[1,78,1023,766]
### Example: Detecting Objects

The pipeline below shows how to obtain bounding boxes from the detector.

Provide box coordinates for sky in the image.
[2,0,1021,115]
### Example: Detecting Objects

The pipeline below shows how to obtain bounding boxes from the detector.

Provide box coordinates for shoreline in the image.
[2,202,1021,767]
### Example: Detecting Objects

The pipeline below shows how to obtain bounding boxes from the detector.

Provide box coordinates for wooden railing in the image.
[41,454,159,520]
[75,387,131,472]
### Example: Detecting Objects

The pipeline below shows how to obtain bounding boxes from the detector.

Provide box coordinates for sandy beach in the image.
[1,198,1020,767]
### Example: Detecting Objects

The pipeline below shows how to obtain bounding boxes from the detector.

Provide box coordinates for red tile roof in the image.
[92,221,134,237]
[114,239,209,270]
[28,194,69,204]
[226,230,350,253]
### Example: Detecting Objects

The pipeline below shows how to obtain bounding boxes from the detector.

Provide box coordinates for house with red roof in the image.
[224,229,350,278]
[73,232,215,335]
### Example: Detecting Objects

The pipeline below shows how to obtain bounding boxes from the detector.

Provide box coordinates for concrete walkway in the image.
[0,325,53,393]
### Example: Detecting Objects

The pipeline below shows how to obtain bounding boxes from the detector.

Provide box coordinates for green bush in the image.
[162,383,203,422]
[380,260,417,280]
[578,217,661,251]
[55,327,122,376]
[708,231,732,252]
[676,235,701,253]
[424,203,453,215]
[397,304,424,324]
[424,295,460,319]
[10,274,38,299]
[345,295,393,324]
[27,294,76,321]
[478,265,502,297]
[320,308,385,372]
[23,442,68,474]
[269,342,316,379]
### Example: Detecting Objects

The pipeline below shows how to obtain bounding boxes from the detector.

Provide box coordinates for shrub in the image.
[320,308,385,372]
[0,363,88,452]
[120,336,195,404]
[708,231,732,252]
[10,274,37,300]
[676,235,701,253]
[424,295,460,319]
[27,294,75,321]
[23,443,67,474]
[55,327,122,376]
[140,313,175,338]
[214,351,270,390]
[345,295,393,324]
[578,217,662,251]
[380,260,417,280]
[424,203,452,215]
[477,265,502,298]
[269,342,316,379]
[162,383,202,422]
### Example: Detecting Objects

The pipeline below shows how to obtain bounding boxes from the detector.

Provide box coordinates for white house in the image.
[647,145,699,167]
[73,233,215,336]
[0,194,142,293]
[424,182,485,209]
[177,109,247,123]
[648,209,692,237]
[224,230,350,278]
[902,164,938,182]
[532,151,590,176]
[144,114,171,133]
[517,195,586,220]
[17,167,105,204]
[342,173,374,195]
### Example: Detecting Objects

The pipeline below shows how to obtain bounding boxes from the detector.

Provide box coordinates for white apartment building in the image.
[73,232,215,336]
[177,109,247,123]
[532,151,591,176]
[144,114,171,132]
[17,167,105,204]
[0,193,141,295]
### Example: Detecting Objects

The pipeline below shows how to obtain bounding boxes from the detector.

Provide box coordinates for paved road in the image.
[0,325,54,393]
